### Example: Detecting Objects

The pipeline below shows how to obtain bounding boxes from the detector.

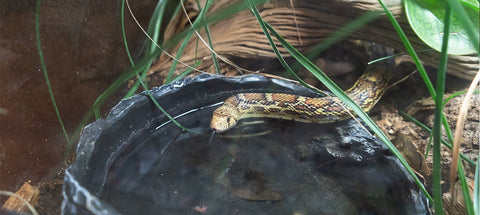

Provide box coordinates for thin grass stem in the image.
[430,4,451,213]
[125,0,169,97]
[197,0,221,74]
[474,156,479,214]
[306,10,382,59]
[458,161,474,214]
[35,0,72,154]
[120,0,192,132]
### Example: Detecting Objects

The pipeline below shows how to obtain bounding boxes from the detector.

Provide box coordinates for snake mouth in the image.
[210,115,237,133]
[210,100,240,132]
[210,117,226,132]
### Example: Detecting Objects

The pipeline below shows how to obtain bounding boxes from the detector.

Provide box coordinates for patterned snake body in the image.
[210,66,390,132]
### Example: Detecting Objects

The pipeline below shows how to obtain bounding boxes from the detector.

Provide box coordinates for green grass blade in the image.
[474,156,479,214]
[245,0,432,202]
[289,10,381,72]
[306,10,382,59]
[380,1,477,210]
[126,0,172,96]
[244,0,319,93]
[458,161,475,214]
[399,111,476,166]
[121,0,135,67]
[378,1,459,174]
[35,0,72,155]
[146,0,169,52]
[460,0,479,12]
[378,0,436,99]
[425,135,433,159]
[268,22,432,203]
[93,2,197,129]
[379,3,459,158]
[380,0,459,162]
[368,49,434,65]
[160,0,266,52]
[444,89,480,106]
[204,0,265,25]
[72,57,196,155]
[165,26,195,83]
[165,0,218,83]
[133,69,194,133]
[430,4,452,213]
[197,0,221,74]
[169,60,202,83]
[118,0,192,132]
[91,50,172,115]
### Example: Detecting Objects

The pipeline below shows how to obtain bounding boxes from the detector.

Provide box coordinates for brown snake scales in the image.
[210,65,390,132]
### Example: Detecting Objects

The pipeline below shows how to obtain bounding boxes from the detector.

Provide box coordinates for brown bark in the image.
[149,0,478,82]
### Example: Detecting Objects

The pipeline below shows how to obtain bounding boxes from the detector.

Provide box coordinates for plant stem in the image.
[432,3,452,214]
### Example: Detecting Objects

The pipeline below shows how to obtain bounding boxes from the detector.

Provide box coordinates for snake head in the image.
[210,103,239,133]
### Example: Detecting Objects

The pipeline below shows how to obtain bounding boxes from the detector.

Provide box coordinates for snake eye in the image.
[227,116,236,125]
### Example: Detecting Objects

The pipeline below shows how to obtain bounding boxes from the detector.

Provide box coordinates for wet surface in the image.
[0,0,156,199]
[63,74,428,214]
[87,107,427,215]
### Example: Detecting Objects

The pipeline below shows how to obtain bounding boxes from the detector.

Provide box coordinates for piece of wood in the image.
[2,181,39,213]
[148,0,478,82]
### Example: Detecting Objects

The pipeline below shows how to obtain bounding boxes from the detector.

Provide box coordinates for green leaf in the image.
[461,0,480,12]
[405,0,479,55]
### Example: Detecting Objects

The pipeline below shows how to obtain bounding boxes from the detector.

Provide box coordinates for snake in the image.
[210,65,390,132]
